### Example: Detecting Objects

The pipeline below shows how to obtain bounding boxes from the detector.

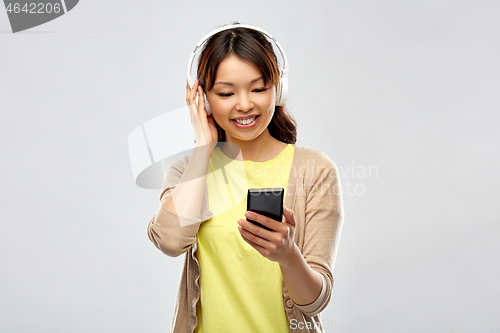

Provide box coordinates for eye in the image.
[217,88,267,98]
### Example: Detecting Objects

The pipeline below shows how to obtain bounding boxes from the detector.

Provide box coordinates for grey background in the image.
[1,1,499,332]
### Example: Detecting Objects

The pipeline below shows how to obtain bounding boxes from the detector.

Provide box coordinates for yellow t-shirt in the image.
[194,143,295,333]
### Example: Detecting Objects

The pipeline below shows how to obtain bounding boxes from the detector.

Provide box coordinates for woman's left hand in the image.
[238,205,297,265]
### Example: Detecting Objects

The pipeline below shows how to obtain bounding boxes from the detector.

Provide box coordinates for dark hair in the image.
[196,22,297,144]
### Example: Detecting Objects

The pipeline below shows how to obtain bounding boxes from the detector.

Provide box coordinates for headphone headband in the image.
[186,23,289,107]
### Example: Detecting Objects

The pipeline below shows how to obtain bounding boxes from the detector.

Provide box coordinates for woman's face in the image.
[205,55,276,143]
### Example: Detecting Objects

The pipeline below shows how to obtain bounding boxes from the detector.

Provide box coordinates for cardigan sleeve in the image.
[147,155,214,257]
[292,152,345,317]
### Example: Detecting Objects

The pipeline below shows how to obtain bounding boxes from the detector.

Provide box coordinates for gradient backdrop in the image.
[1,1,499,332]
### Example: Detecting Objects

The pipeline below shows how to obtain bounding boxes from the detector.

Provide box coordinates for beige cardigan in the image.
[148,145,344,333]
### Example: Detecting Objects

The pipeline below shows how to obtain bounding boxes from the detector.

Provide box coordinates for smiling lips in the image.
[232,115,259,127]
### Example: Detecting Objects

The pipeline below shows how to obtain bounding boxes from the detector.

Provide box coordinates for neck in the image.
[222,129,284,162]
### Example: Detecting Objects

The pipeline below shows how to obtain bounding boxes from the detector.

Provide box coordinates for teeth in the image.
[235,116,257,125]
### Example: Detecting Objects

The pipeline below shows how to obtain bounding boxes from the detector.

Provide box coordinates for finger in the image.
[197,87,206,115]
[190,81,198,102]
[239,223,271,248]
[186,80,191,101]
[250,211,276,230]
[241,218,277,242]
[186,79,194,103]
[283,206,296,227]
[240,233,267,255]
[188,80,199,104]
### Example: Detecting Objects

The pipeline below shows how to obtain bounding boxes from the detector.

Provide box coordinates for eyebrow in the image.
[213,76,263,86]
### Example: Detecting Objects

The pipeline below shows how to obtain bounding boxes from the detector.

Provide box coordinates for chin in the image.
[225,129,256,140]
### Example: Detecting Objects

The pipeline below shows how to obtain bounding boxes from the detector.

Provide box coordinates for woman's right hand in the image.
[186,79,218,147]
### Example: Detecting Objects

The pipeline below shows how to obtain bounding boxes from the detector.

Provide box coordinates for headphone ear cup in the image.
[275,80,282,106]
[276,77,288,106]
[204,93,212,115]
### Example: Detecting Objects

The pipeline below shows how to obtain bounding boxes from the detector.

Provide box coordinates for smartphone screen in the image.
[246,188,284,231]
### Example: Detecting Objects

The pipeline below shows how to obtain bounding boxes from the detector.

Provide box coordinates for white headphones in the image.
[186,23,289,115]
[128,24,290,189]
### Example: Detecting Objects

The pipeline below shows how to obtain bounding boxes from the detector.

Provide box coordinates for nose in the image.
[235,92,254,112]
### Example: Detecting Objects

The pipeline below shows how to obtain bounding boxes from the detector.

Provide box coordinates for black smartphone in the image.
[246,188,284,231]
